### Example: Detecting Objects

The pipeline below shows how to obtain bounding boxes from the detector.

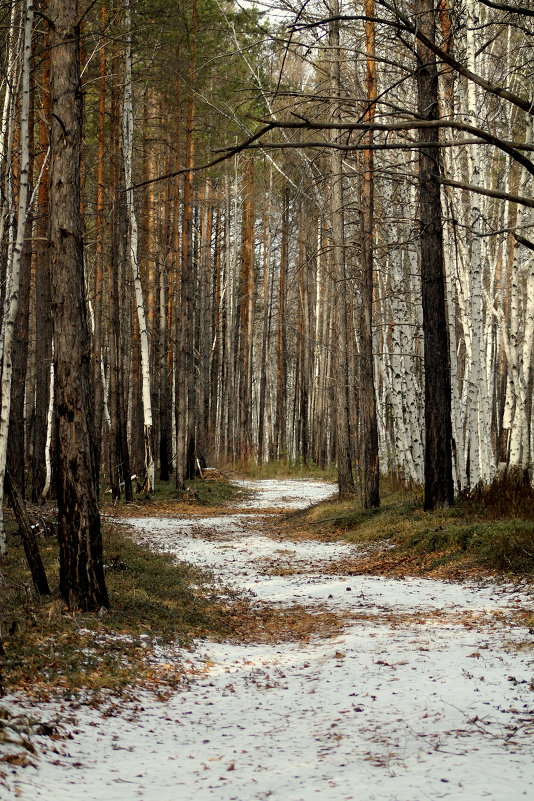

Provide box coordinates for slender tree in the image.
[360,0,380,508]
[416,0,454,509]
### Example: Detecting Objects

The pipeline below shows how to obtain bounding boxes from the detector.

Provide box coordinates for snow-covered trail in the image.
[3,479,534,801]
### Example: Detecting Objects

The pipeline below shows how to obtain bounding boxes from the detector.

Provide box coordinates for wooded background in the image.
[0,0,532,604]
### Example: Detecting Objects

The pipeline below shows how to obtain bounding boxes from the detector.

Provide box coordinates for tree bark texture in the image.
[32,31,52,503]
[6,470,50,596]
[416,0,455,510]
[48,0,109,610]
[360,0,380,508]
[330,4,355,497]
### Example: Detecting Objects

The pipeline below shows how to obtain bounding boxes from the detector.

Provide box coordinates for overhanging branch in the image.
[438,176,534,208]
[477,0,534,17]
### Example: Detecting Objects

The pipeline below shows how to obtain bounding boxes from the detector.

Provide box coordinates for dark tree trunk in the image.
[175,21,196,487]
[108,68,132,504]
[238,160,255,462]
[6,470,50,596]
[360,0,380,508]
[330,6,355,497]
[159,233,171,481]
[416,0,455,510]
[48,0,109,611]
[32,34,52,502]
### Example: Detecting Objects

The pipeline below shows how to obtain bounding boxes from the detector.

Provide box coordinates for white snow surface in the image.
[2,478,534,801]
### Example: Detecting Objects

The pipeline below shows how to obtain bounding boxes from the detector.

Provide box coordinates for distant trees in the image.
[0,0,533,603]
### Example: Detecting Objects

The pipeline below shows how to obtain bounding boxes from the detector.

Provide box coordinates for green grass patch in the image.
[406,520,534,572]
[107,477,243,509]
[152,477,242,506]
[0,520,231,699]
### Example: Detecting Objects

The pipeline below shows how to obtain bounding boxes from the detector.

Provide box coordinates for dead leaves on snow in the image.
[221,600,347,643]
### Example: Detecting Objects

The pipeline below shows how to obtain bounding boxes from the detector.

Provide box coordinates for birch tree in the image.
[0,1,33,554]
[122,0,155,492]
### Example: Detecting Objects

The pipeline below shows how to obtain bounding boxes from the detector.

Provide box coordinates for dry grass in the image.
[286,472,534,580]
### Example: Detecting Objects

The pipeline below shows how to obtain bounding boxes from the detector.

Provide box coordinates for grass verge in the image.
[222,458,337,482]
[0,519,233,700]
[106,477,244,510]
[288,476,534,579]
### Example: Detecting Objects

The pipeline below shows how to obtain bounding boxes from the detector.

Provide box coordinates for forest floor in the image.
[1,478,534,800]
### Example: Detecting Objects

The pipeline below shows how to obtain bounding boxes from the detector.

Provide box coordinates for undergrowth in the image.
[0,521,232,699]
[224,457,337,482]
[151,477,242,507]
[291,469,534,576]
[102,477,243,510]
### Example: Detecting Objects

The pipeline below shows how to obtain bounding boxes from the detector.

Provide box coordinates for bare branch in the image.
[477,0,534,17]
[438,177,534,208]
[127,123,276,191]
[289,4,534,115]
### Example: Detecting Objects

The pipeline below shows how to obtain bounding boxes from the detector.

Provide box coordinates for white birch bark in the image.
[41,359,55,500]
[508,119,533,466]
[122,0,154,491]
[378,176,422,483]
[0,1,33,553]
[463,0,494,485]
[0,4,20,282]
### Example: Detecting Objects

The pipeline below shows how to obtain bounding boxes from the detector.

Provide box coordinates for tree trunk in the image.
[48,0,109,610]
[0,1,34,553]
[32,25,52,503]
[92,2,108,491]
[330,4,355,497]
[238,159,255,462]
[416,0,455,510]
[6,470,50,596]
[275,186,289,460]
[360,0,380,508]
[122,0,154,492]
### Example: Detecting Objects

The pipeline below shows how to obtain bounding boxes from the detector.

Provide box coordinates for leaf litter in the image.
[2,478,533,800]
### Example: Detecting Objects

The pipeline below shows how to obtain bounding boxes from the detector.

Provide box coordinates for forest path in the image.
[5,479,534,801]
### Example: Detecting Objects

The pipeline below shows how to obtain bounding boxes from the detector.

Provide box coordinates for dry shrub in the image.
[466,466,534,520]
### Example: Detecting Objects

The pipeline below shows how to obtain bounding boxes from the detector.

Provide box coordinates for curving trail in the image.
[3,479,534,801]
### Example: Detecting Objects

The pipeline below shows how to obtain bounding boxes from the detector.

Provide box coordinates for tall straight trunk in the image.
[107,8,132,502]
[0,1,33,553]
[416,0,454,510]
[144,90,160,466]
[258,169,273,464]
[175,1,196,487]
[157,164,173,482]
[123,0,154,492]
[159,230,170,481]
[330,4,355,497]
[8,137,33,495]
[48,0,109,609]
[296,203,311,464]
[32,23,52,503]
[360,0,380,508]
[0,1,18,293]
[92,2,108,489]
[209,186,223,456]
[238,159,255,461]
[275,186,289,459]
[197,179,213,466]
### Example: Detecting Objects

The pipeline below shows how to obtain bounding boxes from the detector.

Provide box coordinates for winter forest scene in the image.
[0,0,533,798]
